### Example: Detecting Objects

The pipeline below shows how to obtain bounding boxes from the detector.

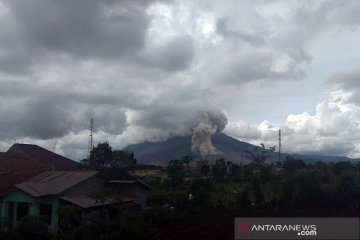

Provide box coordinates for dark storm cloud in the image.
[0,0,360,159]
[5,0,150,60]
[128,84,217,132]
[15,99,71,139]
[0,97,128,140]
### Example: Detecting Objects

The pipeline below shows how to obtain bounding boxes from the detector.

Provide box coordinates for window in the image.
[39,204,52,225]
[16,202,29,221]
[6,202,14,224]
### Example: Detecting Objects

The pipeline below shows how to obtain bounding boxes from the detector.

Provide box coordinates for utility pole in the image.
[89,118,94,158]
[278,129,282,164]
[52,140,57,152]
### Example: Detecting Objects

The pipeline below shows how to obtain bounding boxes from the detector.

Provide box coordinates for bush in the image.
[236,188,250,207]
[11,216,50,240]
[145,205,184,225]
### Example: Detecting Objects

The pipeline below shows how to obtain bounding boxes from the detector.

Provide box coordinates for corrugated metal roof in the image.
[111,202,140,209]
[108,180,137,184]
[129,164,163,171]
[60,195,134,208]
[7,143,79,171]
[108,179,152,190]
[0,152,54,195]
[15,171,98,197]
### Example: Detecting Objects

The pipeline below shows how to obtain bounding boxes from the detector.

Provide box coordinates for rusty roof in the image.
[7,143,79,171]
[60,194,134,208]
[108,179,152,190]
[0,152,54,195]
[15,171,98,197]
[111,201,140,210]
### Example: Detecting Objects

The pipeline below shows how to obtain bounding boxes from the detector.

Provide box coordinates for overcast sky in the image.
[1,0,360,160]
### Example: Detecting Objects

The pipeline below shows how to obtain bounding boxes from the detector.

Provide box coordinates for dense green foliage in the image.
[1,147,359,239]
[147,155,360,214]
[80,142,137,179]
[0,216,54,240]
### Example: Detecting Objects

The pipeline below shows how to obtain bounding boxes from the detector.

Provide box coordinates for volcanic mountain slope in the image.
[123,133,268,165]
[123,133,356,165]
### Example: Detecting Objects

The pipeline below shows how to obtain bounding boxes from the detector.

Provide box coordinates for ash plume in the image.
[191,111,228,159]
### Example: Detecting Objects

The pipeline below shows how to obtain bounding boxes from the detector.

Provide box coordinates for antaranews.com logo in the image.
[235,218,359,240]
[237,222,317,236]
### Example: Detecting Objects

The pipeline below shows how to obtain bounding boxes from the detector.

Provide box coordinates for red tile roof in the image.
[15,171,98,197]
[7,143,79,171]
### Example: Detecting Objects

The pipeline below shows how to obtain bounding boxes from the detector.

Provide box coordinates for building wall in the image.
[132,184,148,208]
[1,190,59,233]
[112,183,148,208]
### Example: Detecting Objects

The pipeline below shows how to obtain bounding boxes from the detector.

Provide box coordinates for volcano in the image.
[122,133,356,165]
[122,133,276,165]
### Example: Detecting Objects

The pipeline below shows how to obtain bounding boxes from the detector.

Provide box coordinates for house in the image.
[128,164,165,178]
[1,171,151,233]
[0,144,79,196]
[7,143,80,171]
[107,179,151,208]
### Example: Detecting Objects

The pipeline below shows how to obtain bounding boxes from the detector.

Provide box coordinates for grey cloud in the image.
[15,99,71,139]
[216,18,265,46]
[1,0,360,159]
[327,66,360,105]
[127,83,221,138]
[224,122,261,140]
[1,0,151,70]
[319,0,360,27]
[213,50,305,86]
[129,107,196,135]
[87,107,127,135]
[142,35,195,71]
[0,96,128,140]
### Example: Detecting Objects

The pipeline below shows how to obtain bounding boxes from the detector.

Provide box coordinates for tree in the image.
[201,164,210,177]
[212,158,226,178]
[112,150,137,168]
[236,187,250,207]
[189,179,213,212]
[246,143,275,167]
[81,142,136,179]
[230,163,241,178]
[283,156,306,175]
[181,155,192,171]
[83,142,113,170]
[338,170,360,211]
[166,159,185,187]
[251,177,264,207]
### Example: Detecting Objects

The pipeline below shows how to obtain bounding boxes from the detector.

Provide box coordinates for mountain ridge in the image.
[122,133,357,165]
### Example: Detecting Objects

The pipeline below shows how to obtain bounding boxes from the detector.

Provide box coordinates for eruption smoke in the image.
[191,111,228,159]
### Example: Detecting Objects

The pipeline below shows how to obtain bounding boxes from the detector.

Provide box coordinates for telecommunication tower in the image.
[89,118,94,158]
[278,129,282,163]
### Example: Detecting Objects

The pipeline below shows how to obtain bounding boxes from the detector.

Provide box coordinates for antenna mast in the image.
[52,140,57,152]
[278,129,282,163]
[89,118,94,158]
